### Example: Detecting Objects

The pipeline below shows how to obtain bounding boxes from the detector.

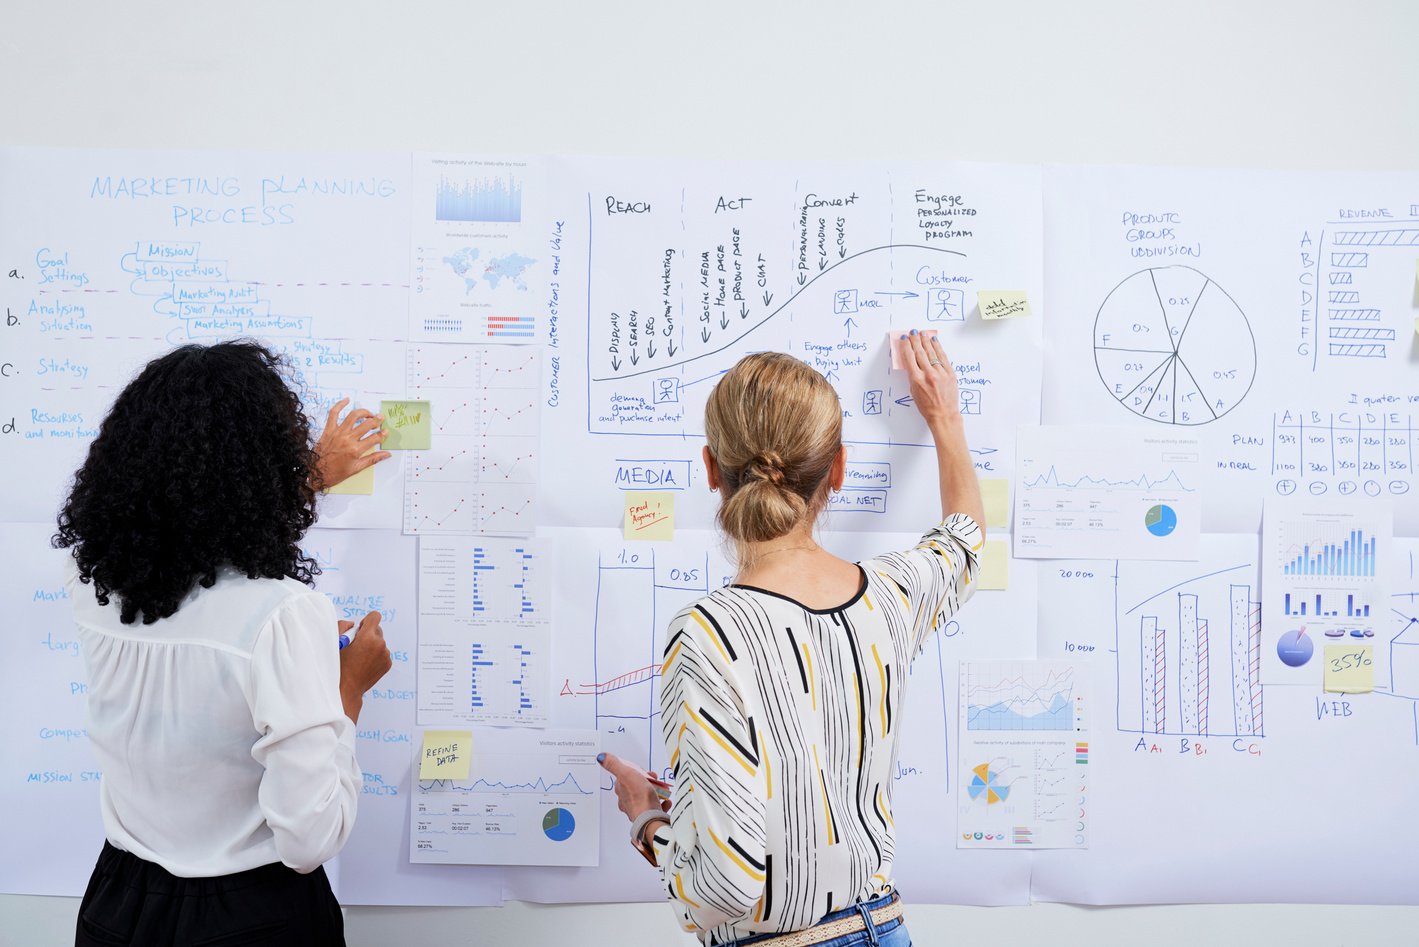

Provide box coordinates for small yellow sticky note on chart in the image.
[381,400,432,451]
[977,540,1009,590]
[624,491,675,541]
[419,729,473,780]
[888,330,940,369]
[1323,645,1373,693]
[980,478,1009,529]
[978,290,1031,320]
[324,445,378,496]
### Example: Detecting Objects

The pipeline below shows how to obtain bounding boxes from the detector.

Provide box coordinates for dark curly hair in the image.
[53,340,321,624]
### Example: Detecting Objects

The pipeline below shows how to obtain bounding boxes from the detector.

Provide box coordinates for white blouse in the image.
[69,564,361,877]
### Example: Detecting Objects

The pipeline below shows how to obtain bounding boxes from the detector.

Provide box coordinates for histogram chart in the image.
[1263,501,1393,684]
[1280,528,1378,578]
[417,536,550,726]
[403,343,540,536]
[435,173,523,223]
[959,661,1090,849]
[411,727,600,867]
[1014,425,1201,560]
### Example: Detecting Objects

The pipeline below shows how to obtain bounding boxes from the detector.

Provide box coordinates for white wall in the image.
[3,1,1417,943]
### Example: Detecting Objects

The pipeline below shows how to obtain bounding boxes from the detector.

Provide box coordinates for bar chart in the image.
[1280,528,1378,578]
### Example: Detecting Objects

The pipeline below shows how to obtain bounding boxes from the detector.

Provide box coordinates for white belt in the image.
[737,894,903,947]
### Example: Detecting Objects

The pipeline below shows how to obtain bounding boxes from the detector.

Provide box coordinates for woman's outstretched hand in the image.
[902,330,961,432]
[313,397,391,490]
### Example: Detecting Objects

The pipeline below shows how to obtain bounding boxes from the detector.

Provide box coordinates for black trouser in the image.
[75,842,345,946]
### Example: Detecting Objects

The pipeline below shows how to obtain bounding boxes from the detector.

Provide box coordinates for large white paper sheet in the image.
[1042,164,1419,535]
[539,156,1045,537]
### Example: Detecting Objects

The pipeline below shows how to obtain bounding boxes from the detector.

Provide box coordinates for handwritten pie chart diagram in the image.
[1277,629,1315,668]
[968,763,1010,804]
[542,807,576,842]
[1145,504,1177,537]
[1094,266,1255,425]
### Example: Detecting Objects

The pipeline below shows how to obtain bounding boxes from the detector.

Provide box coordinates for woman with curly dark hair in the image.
[54,340,394,947]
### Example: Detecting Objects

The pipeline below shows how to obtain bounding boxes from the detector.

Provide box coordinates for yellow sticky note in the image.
[977,540,1009,590]
[419,729,472,780]
[980,478,1009,529]
[624,491,675,541]
[888,330,939,369]
[978,290,1031,320]
[1323,645,1373,693]
[324,446,377,496]
[381,400,432,451]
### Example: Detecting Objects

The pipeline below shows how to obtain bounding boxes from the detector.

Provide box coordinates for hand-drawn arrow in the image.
[875,291,920,300]
[593,243,966,381]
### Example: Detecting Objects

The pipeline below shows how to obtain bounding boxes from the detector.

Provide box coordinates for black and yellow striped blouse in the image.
[649,514,982,944]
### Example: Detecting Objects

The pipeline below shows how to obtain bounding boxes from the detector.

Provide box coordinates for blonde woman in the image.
[600,330,983,946]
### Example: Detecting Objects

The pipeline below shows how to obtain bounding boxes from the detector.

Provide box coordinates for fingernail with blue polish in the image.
[899,334,907,340]
[910,328,918,335]
[596,752,606,763]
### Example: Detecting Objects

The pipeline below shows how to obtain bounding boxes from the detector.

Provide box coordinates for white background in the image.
[3,1,1417,943]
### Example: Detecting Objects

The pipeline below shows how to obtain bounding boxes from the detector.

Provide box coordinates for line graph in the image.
[1022,465,1196,492]
[965,663,1080,731]
[404,343,539,536]
[418,772,594,796]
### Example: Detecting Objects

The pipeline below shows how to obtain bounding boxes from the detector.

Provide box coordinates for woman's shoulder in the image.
[71,566,326,649]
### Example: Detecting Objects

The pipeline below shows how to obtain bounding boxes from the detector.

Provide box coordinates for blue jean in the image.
[722,893,912,947]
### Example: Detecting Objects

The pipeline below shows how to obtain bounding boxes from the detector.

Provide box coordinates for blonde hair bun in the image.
[704,353,842,546]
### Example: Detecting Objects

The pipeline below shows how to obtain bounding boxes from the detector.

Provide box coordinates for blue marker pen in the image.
[338,628,357,650]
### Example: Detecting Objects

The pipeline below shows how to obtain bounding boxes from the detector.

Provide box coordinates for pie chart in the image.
[1277,629,1314,668]
[1145,504,1177,537]
[968,763,1011,805]
[1094,266,1255,425]
[542,807,576,842]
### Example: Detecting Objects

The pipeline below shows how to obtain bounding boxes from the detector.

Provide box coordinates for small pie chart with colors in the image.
[968,763,1011,805]
[1277,628,1314,668]
[542,807,576,842]
[1145,504,1177,537]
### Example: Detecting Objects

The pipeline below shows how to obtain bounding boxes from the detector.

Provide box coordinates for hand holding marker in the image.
[338,619,357,650]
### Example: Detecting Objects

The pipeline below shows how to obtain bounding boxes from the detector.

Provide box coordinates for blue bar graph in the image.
[1281,529,1376,578]
[1283,590,1371,618]
[437,174,523,223]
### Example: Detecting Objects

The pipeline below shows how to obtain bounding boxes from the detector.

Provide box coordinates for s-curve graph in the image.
[403,343,540,536]
[411,727,600,867]
[959,661,1090,850]
[1093,266,1256,425]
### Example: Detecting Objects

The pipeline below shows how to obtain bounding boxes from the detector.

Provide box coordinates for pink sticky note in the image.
[889,330,939,370]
